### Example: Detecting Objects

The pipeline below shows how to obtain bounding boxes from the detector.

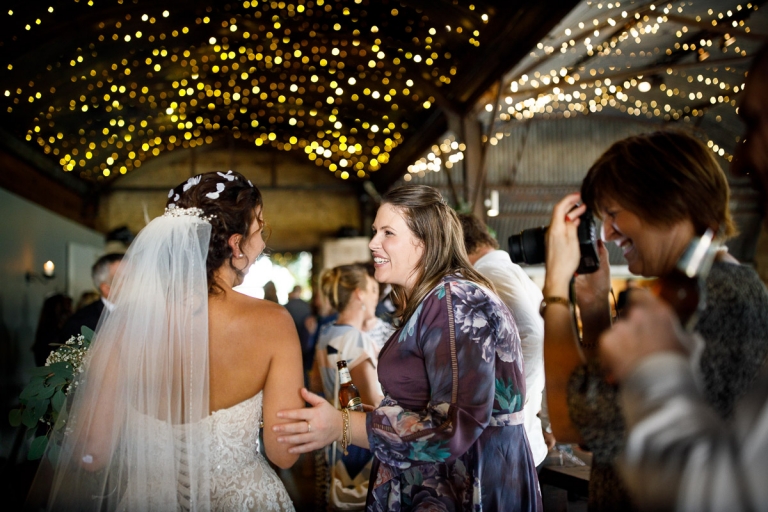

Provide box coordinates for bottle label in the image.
[338,367,352,385]
[345,397,363,411]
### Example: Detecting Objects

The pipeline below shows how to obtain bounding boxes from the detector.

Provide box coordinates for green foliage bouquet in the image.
[9,326,93,460]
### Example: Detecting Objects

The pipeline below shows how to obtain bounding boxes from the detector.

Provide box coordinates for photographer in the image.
[541,131,768,511]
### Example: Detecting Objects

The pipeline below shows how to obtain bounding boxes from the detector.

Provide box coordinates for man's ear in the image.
[227,234,241,256]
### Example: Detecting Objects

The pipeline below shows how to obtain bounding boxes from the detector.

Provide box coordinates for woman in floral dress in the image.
[275,185,542,511]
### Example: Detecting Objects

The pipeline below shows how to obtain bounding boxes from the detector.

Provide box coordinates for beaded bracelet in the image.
[341,408,351,456]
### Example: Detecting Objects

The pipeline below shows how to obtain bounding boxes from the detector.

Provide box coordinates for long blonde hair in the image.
[381,185,494,322]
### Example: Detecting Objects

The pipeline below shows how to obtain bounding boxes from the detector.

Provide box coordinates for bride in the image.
[37,171,305,510]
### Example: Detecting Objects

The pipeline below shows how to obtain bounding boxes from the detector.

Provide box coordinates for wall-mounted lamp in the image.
[26,260,56,284]
[485,190,499,217]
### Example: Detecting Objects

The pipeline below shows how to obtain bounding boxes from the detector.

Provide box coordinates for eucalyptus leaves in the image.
[8,326,93,460]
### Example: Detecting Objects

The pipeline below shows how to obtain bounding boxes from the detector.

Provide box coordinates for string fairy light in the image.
[404,1,762,178]
[0,1,493,181]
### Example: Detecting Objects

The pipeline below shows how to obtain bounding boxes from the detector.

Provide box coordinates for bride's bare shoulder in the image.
[218,292,297,339]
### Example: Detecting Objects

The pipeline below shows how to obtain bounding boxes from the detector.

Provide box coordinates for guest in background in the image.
[74,291,100,312]
[542,131,768,511]
[314,263,384,509]
[360,262,396,352]
[32,293,73,366]
[315,264,383,408]
[263,280,279,303]
[459,213,550,469]
[59,253,123,342]
[284,284,313,380]
[305,283,338,391]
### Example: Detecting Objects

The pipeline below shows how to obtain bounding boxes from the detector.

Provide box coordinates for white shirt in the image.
[474,250,548,466]
[315,323,382,406]
[102,296,115,312]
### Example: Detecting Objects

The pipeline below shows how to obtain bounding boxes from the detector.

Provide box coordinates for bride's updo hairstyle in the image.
[166,170,263,293]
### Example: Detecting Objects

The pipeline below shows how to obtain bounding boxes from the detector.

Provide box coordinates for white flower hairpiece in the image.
[217,170,237,181]
[163,205,216,223]
[206,182,226,200]
[183,176,202,192]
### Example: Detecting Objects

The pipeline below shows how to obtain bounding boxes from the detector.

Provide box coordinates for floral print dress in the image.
[365,276,542,511]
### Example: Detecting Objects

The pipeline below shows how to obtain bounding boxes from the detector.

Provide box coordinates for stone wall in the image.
[98,145,363,251]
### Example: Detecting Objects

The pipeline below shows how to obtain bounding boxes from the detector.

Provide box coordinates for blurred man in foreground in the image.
[600,47,768,511]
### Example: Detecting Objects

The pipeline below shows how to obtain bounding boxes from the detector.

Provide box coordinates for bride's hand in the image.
[274,388,342,454]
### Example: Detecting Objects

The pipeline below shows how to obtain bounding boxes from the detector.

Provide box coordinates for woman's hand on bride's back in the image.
[274,388,342,454]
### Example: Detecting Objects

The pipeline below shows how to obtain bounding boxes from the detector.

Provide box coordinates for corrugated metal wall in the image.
[402,115,761,265]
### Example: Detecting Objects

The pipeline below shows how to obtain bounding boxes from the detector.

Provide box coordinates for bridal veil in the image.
[39,208,213,511]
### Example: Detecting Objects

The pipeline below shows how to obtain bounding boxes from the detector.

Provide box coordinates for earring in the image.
[238,253,243,258]
[361,303,367,311]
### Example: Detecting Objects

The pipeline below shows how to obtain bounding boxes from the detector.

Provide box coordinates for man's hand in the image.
[599,289,691,382]
[543,429,557,451]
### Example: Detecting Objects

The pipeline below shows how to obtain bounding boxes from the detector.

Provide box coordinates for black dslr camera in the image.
[508,209,601,274]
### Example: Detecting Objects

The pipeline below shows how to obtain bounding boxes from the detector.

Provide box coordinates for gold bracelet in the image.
[340,408,350,456]
[539,296,572,318]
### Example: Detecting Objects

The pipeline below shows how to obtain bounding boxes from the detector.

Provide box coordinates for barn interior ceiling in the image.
[402,0,768,183]
[0,0,579,199]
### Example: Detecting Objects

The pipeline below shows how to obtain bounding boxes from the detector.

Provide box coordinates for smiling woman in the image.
[540,130,768,512]
[369,203,424,292]
[274,185,543,511]
[582,130,736,277]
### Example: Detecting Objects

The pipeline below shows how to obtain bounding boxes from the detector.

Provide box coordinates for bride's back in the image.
[165,171,305,494]
[208,291,300,411]
[41,172,303,512]
[176,170,304,470]
[208,290,304,469]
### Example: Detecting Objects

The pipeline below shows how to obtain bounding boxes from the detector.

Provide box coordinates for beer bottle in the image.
[337,360,364,411]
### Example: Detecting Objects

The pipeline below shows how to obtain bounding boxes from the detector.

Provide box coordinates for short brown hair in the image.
[581,130,736,238]
[381,185,494,322]
[459,213,499,254]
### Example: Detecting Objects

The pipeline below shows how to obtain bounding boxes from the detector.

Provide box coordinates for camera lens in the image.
[508,227,546,265]
[506,210,600,272]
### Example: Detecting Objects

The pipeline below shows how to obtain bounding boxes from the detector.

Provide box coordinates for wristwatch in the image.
[539,296,572,317]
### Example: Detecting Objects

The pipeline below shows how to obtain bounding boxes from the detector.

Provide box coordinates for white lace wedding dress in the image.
[208,391,295,511]
[121,390,294,511]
